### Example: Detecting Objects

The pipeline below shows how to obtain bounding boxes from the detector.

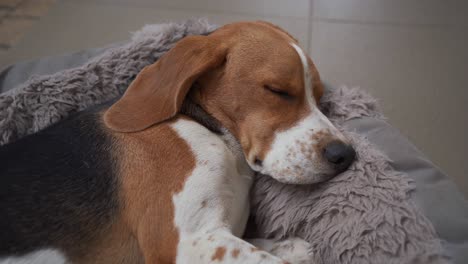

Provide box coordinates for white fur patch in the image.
[291,43,315,108]
[0,249,66,264]
[170,119,253,262]
[170,119,300,263]
[260,111,343,184]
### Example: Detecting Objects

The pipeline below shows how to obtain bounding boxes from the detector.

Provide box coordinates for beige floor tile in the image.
[0,1,308,67]
[0,17,34,47]
[0,0,22,8]
[11,0,56,18]
[313,0,468,26]
[309,21,468,195]
[73,0,309,18]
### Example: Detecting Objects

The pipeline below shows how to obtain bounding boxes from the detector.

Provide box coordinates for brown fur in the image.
[70,218,143,264]
[103,116,195,263]
[211,246,227,261]
[104,36,228,132]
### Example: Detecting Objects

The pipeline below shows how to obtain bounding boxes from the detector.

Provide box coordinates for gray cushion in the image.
[343,118,468,263]
[0,46,110,93]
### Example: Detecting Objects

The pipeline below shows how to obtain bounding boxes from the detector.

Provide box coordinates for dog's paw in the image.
[270,237,313,264]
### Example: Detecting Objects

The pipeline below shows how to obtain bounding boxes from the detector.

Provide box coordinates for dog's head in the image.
[104,21,355,184]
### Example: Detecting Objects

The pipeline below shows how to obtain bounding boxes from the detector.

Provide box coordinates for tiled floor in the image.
[0,0,467,196]
[0,0,56,51]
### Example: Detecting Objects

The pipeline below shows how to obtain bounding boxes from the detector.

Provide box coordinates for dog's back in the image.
[0,106,119,259]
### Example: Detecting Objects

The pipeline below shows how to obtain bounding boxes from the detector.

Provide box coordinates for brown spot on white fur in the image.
[250,247,259,252]
[231,248,240,258]
[211,246,226,261]
[312,129,336,157]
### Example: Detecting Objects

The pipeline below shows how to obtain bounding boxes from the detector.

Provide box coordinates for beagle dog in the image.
[0,21,355,264]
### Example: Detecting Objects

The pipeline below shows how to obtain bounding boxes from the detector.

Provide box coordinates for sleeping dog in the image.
[0,21,355,264]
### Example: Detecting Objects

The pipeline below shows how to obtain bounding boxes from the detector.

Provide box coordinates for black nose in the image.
[323,141,356,173]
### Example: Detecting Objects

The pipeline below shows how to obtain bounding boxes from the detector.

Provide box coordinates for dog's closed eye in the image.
[264,85,294,100]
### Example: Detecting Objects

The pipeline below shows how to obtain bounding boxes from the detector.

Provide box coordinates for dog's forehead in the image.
[213,22,305,76]
[213,22,297,58]
[213,22,297,50]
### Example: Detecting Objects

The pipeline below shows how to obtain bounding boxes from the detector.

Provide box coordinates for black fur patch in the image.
[0,105,119,257]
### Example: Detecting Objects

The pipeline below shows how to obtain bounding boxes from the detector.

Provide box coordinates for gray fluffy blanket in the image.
[0,20,450,264]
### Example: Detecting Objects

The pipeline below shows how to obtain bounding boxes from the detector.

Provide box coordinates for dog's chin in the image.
[275,174,334,185]
[253,170,334,185]
[246,159,336,185]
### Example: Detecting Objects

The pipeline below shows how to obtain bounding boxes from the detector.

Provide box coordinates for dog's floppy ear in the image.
[104,35,227,132]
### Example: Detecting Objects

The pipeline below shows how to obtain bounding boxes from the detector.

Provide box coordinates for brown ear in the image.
[104,35,227,132]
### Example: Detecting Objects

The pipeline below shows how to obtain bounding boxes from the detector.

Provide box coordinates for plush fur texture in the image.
[0,20,450,263]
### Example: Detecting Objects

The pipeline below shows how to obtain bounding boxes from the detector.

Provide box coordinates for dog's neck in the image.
[180,98,246,162]
[180,98,223,134]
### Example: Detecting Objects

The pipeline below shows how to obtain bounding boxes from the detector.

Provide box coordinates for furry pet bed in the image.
[0,20,456,263]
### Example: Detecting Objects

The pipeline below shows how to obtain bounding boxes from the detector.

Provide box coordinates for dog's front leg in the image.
[177,228,291,264]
